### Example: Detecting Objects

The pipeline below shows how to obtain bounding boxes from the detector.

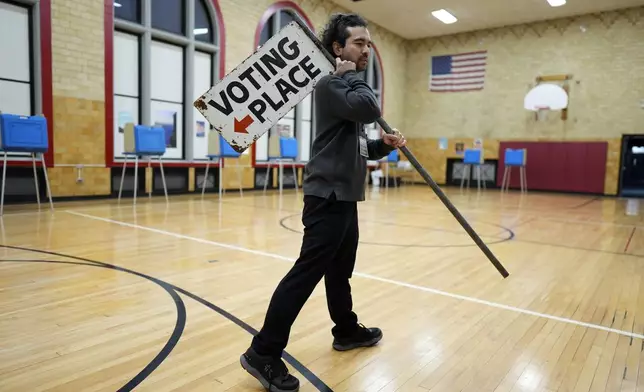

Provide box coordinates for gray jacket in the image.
[302,70,394,202]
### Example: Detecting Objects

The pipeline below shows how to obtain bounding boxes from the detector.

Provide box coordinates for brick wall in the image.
[43,0,406,197]
[45,1,642,198]
[403,6,644,194]
[49,0,109,196]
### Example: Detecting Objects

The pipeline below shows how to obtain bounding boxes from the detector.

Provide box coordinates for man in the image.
[240,12,406,391]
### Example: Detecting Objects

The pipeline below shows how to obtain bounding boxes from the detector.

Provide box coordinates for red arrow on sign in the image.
[234,115,254,134]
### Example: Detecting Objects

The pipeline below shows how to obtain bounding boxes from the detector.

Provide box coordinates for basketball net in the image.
[535,106,550,121]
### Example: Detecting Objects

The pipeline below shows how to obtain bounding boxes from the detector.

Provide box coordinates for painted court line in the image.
[66,211,293,262]
[66,210,644,341]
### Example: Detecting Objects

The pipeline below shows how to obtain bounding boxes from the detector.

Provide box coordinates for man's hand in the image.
[382,128,406,148]
[334,57,356,76]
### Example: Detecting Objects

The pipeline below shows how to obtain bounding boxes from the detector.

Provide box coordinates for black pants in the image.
[251,192,360,357]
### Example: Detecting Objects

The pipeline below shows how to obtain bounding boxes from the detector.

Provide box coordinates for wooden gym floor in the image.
[2,185,644,391]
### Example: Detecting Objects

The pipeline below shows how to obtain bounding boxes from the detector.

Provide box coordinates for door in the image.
[619,135,644,197]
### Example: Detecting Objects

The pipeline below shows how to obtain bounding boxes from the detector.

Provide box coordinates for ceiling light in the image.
[547,0,566,7]
[114,2,122,7]
[432,9,457,24]
[194,28,209,35]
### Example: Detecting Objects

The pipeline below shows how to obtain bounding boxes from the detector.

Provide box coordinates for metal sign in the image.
[194,20,335,153]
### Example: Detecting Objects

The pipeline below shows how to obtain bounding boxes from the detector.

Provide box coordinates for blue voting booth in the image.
[263,136,299,195]
[460,148,486,191]
[0,112,54,215]
[117,123,168,205]
[202,131,243,198]
[500,148,527,192]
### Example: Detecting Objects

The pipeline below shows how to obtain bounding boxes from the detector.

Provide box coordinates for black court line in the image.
[497,238,644,259]
[0,245,333,392]
[0,257,186,392]
[278,213,515,248]
[570,196,601,209]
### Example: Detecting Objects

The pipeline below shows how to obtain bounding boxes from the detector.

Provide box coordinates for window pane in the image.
[114,95,139,158]
[256,132,268,161]
[114,32,139,97]
[0,2,30,82]
[194,0,214,43]
[284,107,295,120]
[300,95,312,121]
[299,120,311,161]
[193,51,212,160]
[279,10,295,28]
[259,17,272,45]
[152,0,184,35]
[150,40,183,103]
[372,59,381,90]
[151,100,183,159]
[0,80,30,116]
[114,0,140,23]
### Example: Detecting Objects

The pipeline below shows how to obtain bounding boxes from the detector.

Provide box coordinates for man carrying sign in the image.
[241,13,406,391]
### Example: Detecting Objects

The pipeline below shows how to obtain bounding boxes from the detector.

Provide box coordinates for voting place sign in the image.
[194,21,335,153]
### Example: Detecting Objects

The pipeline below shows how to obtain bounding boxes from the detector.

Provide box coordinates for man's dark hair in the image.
[320,13,368,57]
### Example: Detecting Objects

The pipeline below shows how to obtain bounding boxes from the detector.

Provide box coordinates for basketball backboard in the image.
[524,83,569,111]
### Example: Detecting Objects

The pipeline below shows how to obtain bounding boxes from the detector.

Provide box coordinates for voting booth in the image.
[500,148,528,193]
[460,148,486,191]
[201,129,243,198]
[0,112,54,215]
[263,135,299,195]
[117,122,168,205]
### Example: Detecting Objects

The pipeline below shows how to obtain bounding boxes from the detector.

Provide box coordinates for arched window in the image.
[253,4,314,165]
[362,44,384,140]
[0,0,53,164]
[112,0,222,162]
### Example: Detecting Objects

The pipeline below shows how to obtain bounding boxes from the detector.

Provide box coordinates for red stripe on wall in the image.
[430,88,484,93]
[253,1,314,49]
[40,0,54,167]
[104,0,114,167]
[209,0,226,85]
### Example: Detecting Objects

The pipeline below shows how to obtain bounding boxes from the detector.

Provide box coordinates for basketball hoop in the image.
[524,83,567,121]
[535,106,550,121]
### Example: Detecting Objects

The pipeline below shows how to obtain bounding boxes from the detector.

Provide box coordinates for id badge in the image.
[359,136,368,158]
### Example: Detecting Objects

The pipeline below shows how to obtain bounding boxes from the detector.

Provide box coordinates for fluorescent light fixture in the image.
[432,9,457,24]
[194,28,209,35]
[547,0,566,6]
[114,2,122,7]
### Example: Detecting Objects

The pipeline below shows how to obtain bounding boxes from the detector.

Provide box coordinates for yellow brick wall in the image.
[47,1,642,198]
[403,6,644,195]
[48,0,408,196]
[50,0,109,197]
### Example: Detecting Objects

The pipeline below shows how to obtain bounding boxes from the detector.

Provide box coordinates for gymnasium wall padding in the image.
[497,141,608,194]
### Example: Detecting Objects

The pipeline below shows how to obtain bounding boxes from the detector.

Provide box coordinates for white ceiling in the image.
[329,0,644,39]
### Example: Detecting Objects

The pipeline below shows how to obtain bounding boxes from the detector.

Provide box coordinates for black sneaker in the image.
[332,323,383,351]
[240,347,300,392]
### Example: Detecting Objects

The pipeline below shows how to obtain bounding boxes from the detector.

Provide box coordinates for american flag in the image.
[429,50,487,92]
